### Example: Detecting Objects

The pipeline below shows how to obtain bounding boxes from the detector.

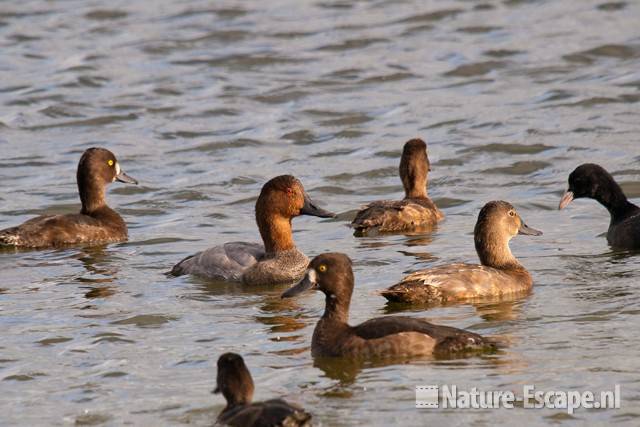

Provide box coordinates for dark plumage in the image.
[214,353,312,427]
[282,253,495,358]
[352,138,444,234]
[559,163,640,249]
[383,201,542,305]
[170,175,335,284]
[0,147,137,248]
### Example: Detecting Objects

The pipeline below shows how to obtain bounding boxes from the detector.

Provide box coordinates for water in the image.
[1,0,640,425]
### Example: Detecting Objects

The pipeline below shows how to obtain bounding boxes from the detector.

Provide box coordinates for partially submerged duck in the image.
[0,147,138,248]
[351,138,444,234]
[170,175,334,285]
[282,253,495,358]
[559,163,640,249]
[383,201,541,305]
[214,353,312,427]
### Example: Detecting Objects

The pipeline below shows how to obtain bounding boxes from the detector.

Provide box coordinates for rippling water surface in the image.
[1,0,640,425]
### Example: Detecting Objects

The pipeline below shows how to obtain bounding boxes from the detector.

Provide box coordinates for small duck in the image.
[351,138,444,234]
[214,352,312,427]
[0,147,138,248]
[170,175,334,285]
[282,253,495,358]
[559,163,640,249]
[383,201,542,305]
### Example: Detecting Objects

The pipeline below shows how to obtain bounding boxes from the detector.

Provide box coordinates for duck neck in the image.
[256,214,295,254]
[322,291,351,324]
[475,231,522,270]
[78,177,107,215]
[594,180,638,220]
[404,184,427,200]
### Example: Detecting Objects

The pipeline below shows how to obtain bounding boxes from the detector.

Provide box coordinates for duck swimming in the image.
[170,175,334,285]
[282,253,495,359]
[351,138,443,234]
[0,147,138,248]
[383,201,541,305]
[559,163,640,249]
[214,353,312,427]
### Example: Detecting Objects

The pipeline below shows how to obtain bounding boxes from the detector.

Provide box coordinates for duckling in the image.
[351,138,443,234]
[383,201,541,305]
[559,163,640,249]
[170,175,334,285]
[214,353,312,427]
[0,147,138,248]
[282,253,495,359]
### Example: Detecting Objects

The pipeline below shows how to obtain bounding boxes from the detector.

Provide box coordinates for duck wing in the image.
[169,242,264,280]
[351,199,442,233]
[217,399,312,427]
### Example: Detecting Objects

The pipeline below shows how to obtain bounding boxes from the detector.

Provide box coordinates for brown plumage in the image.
[214,353,312,427]
[352,138,444,234]
[170,175,335,285]
[383,201,542,305]
[0,147,137,248]
[559,163,640,249]
[282,253,495,359]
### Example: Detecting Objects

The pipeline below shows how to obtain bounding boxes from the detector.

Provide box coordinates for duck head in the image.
[400,138,430,199]
[474,201,542,269]
[214,352,254,408]
[281,252,354,321]
[559,163,627,212]
[255,175,335,253]
[77,147,138,214]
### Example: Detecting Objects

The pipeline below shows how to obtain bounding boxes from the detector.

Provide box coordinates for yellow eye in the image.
[318,265,327,273]
[107,160,114,167]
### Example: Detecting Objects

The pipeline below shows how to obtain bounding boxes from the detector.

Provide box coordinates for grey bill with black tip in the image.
[300,193,335,218]
[282,269,317,298]
[558,190,574,210]
[116,170,138,185]
[518,222,543,236]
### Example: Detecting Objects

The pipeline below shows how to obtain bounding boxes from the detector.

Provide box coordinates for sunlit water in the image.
[1,0,640,425]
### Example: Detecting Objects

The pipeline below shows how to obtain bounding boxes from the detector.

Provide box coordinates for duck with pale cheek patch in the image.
[214,353,312,427]
[351,138,444,235]
[559,163,640,250]
[170,175,335,285]
[0,147,138,248]
[383,201,542,305]
[282,253,496,359]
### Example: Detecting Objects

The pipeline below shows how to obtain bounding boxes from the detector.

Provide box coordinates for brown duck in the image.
[351,138,443,234]
[170,175,334,285]
[282,253,495,359]
[383,201,542,305]
[0,147,137,248]
[214,353,312,427]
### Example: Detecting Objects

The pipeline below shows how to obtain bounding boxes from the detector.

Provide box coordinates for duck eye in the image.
[107,160,114,167]
[318,265,327,273]
[508,210,515,217]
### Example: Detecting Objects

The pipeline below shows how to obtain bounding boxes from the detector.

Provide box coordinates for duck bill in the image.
[282,269,317,298]
[300,193,335,218]
[558,190,574,210]
[115,163,138,184]
[518,222,543,236]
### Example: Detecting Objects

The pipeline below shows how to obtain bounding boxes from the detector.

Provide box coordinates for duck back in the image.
[352,198,443,233]
[218,399,312,427]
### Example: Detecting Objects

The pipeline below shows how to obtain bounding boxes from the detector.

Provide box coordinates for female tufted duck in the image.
[383,201,541,305]
[170,175,334,285]
[214,353,312,427]
[282,253,495,359]
[352,138,443,234]
[0,147,137,248]
[559,163,640,249]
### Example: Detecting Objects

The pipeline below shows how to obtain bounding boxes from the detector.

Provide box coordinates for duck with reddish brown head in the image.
[383,201,541,305]
[214,353,312,427]
[351,138,444,235]
[559,163,640,249]
[282,253,495,359]
[170,175,334,285]
[0,147,138,248]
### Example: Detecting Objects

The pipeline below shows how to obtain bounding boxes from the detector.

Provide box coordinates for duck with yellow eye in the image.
[282,253,496,359]
[382,201,542,305]
[0,147,138,248]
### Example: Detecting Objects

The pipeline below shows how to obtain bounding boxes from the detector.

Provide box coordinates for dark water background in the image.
[1,0,639,425]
